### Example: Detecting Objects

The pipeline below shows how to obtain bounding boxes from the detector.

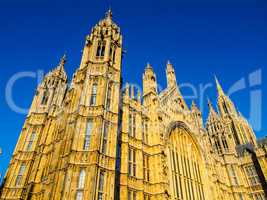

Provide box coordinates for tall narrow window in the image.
[214,136,222,154]
[128,189,136,200]
[106,85,112,111]
[76,169,86,200]
[143,154,150,181]
[222,102,229,114]
[96,41,106,58]
[84,119,93,150]
[97,171,105,200]
[132,114,136,138]
[27,132,36,151]
[169,128,205,200]
[41,90,49,105]
[90,83,98,106]
[128,111,132,137]
[15,163,26,186]
[221,135,229,151]
[109,44,116,63]
[128,111,136,138]
[128,148,136,177]
[231,123,240,145]
[101,122,109,154]
[229,165,238,185]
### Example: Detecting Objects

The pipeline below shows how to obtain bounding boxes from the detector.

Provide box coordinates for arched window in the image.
[76,169,86,200]
[101,121,109,154]
[41,90,49,105]
[27,131,36,151]
[106,85,112,111]
[97,171,105,200]
[169,126,205,200]
[96,41,106,58]
[221,135,229,151]
[78,169,86,189]
[90,83,98,106]
[15,163,26,186]
[109,44,116,63]
[128,110,136,138]
[83,119,92,150]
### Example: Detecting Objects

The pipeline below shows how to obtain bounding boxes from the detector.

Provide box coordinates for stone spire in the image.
[105,8,113,20]
[166,60,177,88]
[143,62,158,106]
[214,75,225,96]
[146,62,153,70]
[214,76,237,117]
[57,53,66,72]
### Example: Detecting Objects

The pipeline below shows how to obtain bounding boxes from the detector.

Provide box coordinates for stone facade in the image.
[1,10,266,200]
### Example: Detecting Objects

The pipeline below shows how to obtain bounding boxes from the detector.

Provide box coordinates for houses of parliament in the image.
[1,10,266,200]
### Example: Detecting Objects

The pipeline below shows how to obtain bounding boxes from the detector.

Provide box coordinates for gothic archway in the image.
[166,122,206,200]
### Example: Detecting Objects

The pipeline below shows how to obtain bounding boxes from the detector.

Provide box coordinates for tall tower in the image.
[52,9,123,200]
[142,63,158,107]
[2,9,267,200]
[0,55,68,199]
[206,100,234,154]
[166,60,177,88]
[215,77,257,146]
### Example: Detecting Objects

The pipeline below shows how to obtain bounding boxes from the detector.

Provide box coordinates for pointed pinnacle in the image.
[214,75,224,96]
[105,8,112,19]
[58,53,66,71]
[147,62,152,68]
[207,98,213,110]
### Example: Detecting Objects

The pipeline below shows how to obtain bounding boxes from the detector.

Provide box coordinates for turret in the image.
[29,55,68,115]
[206,100,232,154]
[79,9,122,70]
[166,60,177,88]
[142,63,158,106]
[215,76,237,117]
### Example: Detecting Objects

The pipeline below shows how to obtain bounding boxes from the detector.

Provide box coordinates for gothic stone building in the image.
[1,10,267,200]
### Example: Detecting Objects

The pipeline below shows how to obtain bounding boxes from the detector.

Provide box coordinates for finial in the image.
[105,8,112,19]
[166,60,174,71]
[207,98,213,109]
[146,62,152,69]
[56,53,66,71]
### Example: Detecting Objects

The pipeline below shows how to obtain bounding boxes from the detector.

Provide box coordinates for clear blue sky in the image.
[0,0,266,177]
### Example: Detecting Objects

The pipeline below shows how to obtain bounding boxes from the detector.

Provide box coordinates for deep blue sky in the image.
[0,0,266,177]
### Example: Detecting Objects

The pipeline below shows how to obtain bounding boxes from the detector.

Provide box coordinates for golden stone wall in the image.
[0,10,266,200]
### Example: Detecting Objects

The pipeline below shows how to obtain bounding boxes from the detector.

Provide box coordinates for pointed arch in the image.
[166,121,208,200]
